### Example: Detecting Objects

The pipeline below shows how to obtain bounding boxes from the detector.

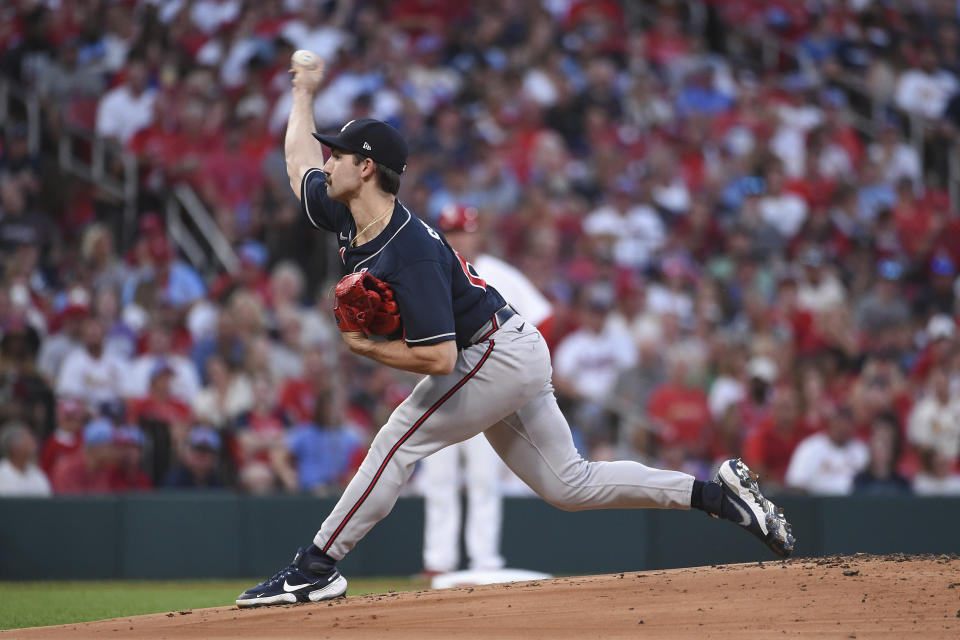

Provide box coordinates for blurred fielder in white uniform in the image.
[421,204,553,574]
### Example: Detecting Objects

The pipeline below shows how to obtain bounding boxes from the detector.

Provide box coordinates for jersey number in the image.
[419,219,442,240]
[419,219,486,289]
[454,250,487,290]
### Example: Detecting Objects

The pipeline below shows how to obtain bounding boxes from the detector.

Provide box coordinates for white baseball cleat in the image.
[714,458,796,558]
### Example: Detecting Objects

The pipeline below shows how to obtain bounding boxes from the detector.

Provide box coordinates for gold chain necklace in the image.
[351,203,394,247]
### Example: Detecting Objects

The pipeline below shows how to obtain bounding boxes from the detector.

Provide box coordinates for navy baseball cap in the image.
[313,118,408,175]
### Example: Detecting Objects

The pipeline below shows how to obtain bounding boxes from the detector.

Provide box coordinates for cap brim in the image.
[312,130,405,174]
[312,132,356,154]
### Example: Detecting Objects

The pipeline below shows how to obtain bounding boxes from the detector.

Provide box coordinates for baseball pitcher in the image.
[236,51,795,608]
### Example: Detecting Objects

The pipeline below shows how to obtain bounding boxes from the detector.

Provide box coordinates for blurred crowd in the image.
[2,0,960,499]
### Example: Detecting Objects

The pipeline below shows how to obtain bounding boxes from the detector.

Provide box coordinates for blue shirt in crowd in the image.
[287,422,363,491]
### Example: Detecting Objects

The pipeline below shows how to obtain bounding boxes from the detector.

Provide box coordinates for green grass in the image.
[0,577,426,631]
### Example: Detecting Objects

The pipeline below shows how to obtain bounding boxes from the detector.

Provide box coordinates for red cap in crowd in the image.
[436,204,480,233]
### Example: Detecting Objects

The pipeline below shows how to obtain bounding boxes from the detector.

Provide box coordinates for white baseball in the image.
[292,49,319,69]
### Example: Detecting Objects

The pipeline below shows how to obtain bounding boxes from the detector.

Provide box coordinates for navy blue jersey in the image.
[301,168,506,347]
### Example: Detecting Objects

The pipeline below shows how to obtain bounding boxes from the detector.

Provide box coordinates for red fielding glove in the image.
[333,297,364,332]
[364,277,401,335]
[333,272,401,336]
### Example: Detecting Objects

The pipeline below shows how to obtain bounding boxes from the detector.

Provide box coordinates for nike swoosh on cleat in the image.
[283,579,318,592]
[517,323,525,332]
[730,500,752,528]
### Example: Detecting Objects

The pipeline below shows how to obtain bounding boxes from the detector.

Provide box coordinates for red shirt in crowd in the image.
[230,410,286,468]
[127,396,193,427]
[39,431,82,476]
[829,125,864,168]
[389,0,470,35]
[644,24,690,68]
[893,200,933,257]
[199,144,266,210]
[647,383,712,447]
[673,211,726,263]
[127,123,174,160]
[931,216,960,266]
[770,304,822,356]
[742,417,815,485]
[785,174,836,211]
[277,378,322,425]
[247,411,284,434]
[108,465,153,492]
[49,452,115,494]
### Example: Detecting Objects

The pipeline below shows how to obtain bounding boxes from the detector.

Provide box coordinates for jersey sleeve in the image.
[300,168,351,232]
[389,260,457,346]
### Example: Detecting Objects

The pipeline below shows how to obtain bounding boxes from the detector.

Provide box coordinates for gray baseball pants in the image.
[314,313,695,560]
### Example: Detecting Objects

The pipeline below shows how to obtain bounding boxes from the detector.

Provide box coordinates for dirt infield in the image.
[9,554,959,639]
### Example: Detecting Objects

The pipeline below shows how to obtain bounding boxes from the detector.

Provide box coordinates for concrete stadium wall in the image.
[1,494,957,580]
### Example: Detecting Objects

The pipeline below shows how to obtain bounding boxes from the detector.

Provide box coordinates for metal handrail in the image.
[2,73,241,275]
[1,73,141,230]
[58,126,124,196]
[57,122,140,245]
[173,183,240,275]
[165,194,209,269]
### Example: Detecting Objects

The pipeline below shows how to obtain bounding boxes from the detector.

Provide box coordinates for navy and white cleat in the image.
[714,458,796,558]
[236,548,348,608]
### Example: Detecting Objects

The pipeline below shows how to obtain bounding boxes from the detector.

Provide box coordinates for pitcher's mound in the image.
[10,554,959,639]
